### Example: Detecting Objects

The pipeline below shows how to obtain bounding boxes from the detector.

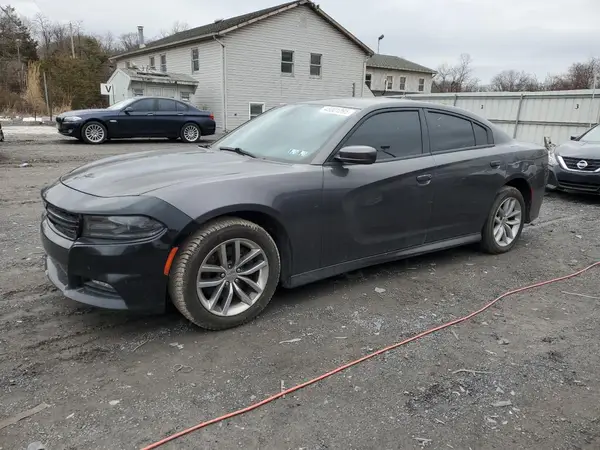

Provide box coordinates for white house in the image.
[107,68,198,105]
[110,0,374,131]
[365,54,436,96]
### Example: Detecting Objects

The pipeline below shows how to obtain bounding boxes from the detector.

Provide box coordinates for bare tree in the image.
[32,13,52,56]
[545,58,600,90]
[157,21,190,39]
[490,70,540,92]
[119,32,139,52]
[433,53,479,93]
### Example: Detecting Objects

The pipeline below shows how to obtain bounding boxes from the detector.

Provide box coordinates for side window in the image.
[473,122,490,146]
[176,101,189,112]
[344,110,423,160]
[427,111,475,152]
[129,99,155,112]
[157,99,177,112]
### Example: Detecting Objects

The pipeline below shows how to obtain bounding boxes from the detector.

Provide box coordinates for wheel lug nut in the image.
[220,273,225,278]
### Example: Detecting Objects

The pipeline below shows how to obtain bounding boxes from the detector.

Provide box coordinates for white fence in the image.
[402,89,600,146]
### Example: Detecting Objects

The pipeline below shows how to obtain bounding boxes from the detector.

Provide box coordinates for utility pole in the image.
[69,22,75,58]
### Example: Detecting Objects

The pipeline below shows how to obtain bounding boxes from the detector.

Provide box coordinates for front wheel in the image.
[180,123,201,143]
[169,218,281,330]
[481,186,526,254]
[81,121,108,144]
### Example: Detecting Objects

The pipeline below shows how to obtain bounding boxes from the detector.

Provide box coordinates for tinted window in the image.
[157,99,177,112]
[344,110,423,160]
[473,122,489,146]
[130,99,155,112]
[176,101,189,112]
[427,111,475,152]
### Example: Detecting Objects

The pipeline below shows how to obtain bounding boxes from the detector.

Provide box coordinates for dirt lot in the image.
[1,130,600,450]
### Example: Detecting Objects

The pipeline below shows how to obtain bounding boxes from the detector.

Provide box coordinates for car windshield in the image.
[107,98,137,110]
[214,104,360,163]
[580,125,600,143]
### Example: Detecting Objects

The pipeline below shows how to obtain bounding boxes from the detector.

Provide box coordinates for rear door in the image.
[155,98,180,137]
[321,108,436,266]
[424,109,507,243]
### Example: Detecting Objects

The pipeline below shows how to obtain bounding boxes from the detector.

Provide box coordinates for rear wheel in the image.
[180,123,201,143]
[81,121,107,144]
[169,218,281,330]
[481,186,525,254]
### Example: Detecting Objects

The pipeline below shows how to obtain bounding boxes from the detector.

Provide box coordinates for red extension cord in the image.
[141,261,600,449]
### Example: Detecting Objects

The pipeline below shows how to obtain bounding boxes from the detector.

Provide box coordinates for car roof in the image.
[302,97,505,134]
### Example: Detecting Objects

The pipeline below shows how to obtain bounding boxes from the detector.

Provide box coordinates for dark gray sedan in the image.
[40,98,548,330]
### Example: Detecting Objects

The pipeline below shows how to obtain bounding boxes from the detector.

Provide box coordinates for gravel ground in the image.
[1,133,600,450]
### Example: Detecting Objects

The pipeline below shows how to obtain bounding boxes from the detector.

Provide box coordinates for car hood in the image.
[57,109,109,118]
[556,140,600,158]
[60,149,295,197]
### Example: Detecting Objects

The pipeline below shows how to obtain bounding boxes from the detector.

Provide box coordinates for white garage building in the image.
[110,0,374,132]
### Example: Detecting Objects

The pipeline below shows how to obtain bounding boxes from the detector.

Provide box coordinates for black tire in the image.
[180,122,201,143]
[80,121,108,144]
[481,186,526,255]
[169,217,281,330]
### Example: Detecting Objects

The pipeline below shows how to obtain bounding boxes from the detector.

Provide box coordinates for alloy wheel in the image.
[196,238,269,317]
[84,123,105,143]
[493,197,522,247]
[183,124,200,142]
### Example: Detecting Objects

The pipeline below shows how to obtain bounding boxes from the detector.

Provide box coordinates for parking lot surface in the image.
[1,135,600,449]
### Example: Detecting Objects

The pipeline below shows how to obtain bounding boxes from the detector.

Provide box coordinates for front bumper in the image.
[548,162,600,194]
[56,121,83,138]
[40,181,193,313]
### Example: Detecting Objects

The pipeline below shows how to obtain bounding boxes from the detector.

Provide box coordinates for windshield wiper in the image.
[219,146,256,158]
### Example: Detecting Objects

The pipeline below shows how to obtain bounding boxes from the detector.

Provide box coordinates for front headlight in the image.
[82,215,165,240]
[63,116,83,122]
[548,149,558,166]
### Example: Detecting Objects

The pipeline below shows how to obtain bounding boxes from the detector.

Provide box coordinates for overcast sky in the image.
[10,0,600,83]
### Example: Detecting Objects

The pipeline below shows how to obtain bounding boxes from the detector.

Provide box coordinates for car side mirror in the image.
[570,135,577,141]
[124,106,133,114]
[335,145,377,165]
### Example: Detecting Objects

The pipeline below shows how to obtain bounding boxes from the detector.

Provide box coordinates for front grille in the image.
[558,180,600,192]
[45,203,81,239]
[561,156,600,172]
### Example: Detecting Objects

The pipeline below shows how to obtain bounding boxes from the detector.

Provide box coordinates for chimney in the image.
[137,26,145,48]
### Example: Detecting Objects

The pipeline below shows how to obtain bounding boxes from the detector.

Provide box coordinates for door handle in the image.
[490,160,501,168]
[177,113,184,116]
[416,174,432,185]
[146,113,154,116]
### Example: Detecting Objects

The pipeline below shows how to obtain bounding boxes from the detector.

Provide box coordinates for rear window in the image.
[427,111,475,152]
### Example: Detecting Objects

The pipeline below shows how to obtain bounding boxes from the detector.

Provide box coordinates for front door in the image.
[321,109,436,267]
[423,109,507,243]
[117,98,157,137]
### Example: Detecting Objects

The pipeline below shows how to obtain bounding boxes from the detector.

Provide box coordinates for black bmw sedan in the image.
[41,98,548,330]
[547,124,600,194]
[55,96,216,144]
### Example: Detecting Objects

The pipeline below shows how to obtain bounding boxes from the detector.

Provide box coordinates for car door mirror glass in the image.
[335,145,377,165]
[570,135,577,141]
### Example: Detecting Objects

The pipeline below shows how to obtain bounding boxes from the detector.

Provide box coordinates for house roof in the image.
[367,54,436,74]
[112,0,373,60]
[115,68,199,86]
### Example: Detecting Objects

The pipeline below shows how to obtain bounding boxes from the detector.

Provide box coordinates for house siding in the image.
[115,41,224,130]
[107,69,132,104]
[366,67,433,94]
[224,5,369,130]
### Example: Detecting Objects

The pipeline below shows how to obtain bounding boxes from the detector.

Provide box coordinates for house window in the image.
[310,53,322,77]
[281,50,294,75]
[133,88,144,97]
[249,102,265,119]
[365,73,372,89]
[399,76,406,91]
[418,78,425,92]
[180,92,191,102]
[149,56,155,70]
[191,48,199,72]
[160,54,167,72]
[386,75,393,90]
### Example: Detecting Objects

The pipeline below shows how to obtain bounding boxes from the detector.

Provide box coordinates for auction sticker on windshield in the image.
[320,106,359,116]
